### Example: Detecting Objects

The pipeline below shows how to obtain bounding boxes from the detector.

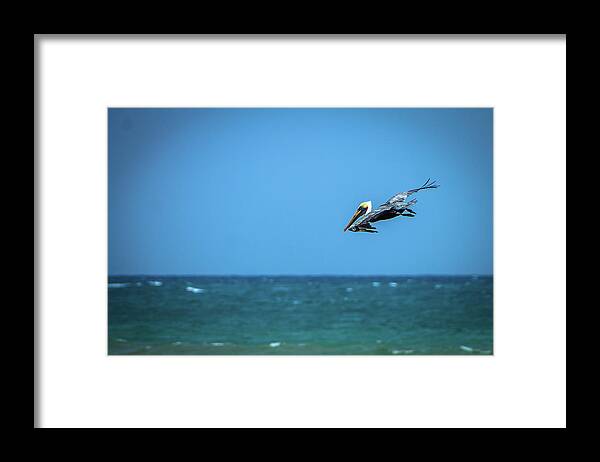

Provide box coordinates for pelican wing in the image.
[380,178,439,207]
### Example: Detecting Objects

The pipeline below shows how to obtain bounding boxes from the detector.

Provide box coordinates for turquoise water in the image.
[108,276,493,355]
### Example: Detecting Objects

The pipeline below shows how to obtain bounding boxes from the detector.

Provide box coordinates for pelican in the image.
[343,179,439,233]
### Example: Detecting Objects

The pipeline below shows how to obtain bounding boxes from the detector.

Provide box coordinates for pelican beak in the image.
[344,207,365,232]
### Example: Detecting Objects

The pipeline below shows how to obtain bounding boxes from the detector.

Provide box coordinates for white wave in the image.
[115,338,127,343]
[172,341,182,346]
[210,342,224,346]
[459,345,474,352]
[269,342,281,347]
[147,280,163,286]
[186,286,205,294]
[392,349,414,354]
[372,281,381,287]
[108,283,130,288]
[388,282,398,287]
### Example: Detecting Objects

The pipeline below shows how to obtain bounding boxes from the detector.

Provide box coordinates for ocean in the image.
[108,276,493,355]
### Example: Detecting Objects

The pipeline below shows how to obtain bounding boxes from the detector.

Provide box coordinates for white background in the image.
[36,35,566,428]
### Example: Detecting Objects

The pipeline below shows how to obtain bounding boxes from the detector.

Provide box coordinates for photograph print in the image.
[108,108,493,355]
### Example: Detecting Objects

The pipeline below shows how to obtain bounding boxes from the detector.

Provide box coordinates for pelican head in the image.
[344,201,372,232]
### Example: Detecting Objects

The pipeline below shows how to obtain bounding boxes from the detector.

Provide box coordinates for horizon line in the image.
[108,273,493,278]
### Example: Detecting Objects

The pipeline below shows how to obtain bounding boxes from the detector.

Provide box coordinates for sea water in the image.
[108,276,493,355]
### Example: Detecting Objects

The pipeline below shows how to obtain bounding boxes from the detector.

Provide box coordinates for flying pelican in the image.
[343,179,439,233]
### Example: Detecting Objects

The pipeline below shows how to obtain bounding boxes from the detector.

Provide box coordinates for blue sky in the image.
[109,108,492,275]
